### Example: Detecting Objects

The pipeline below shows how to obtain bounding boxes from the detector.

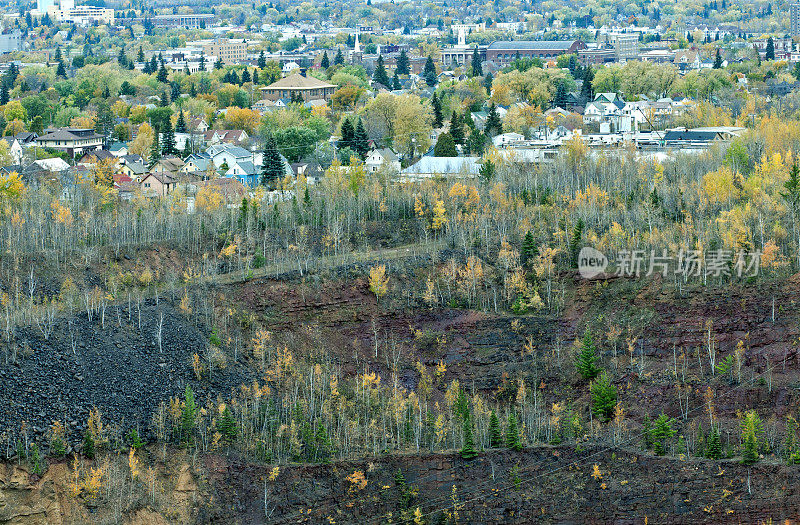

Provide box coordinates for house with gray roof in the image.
[401,156,482,180]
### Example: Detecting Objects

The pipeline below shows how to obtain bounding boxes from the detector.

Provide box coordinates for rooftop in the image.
[262,73,336,90]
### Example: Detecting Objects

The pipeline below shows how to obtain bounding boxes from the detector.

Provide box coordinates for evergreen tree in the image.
[56,59,66,78]
[740,410,763,464]
[181,385,196,444]
[320,50,329,69]
[392,71,401,90]
[0,84,8,106]
[650,413,676,455]
[505,412,522,451]
[215,57,224,69]
[521,231,537,266]
[575,329,600,380]
[765,36,775,61]
[354,118,370,158]
[706,426,723,459]
[253,68,259,84]
[581,67,595,100]
[424,55,437,86]
[54,47,61,61]
[590,372,617,422]
[553,80,568,109]
[434,132,457,156]
[216,406,238,444]
[340,118,355,150]
[483,71,493,95]
[468,128,486,156]
[176,110,187,133]
[396,49,410,75]
[83,429,95,459]
[258,50,267,69]
[478,157,495,182]
[449,111,465,145]
[485,103,502,136]
[149,125,161,167]
[470,47,482,76]
[431,92,443,128]
[117,47,127,68]
[489,411,502,447]
[373,55,391,87]
[161,119,177,156]
[713,49,722,69]
[241,68,251,84]
[199,53,206,71]
[261,133,285,187]
[460,417,478,459]
[334,47,344,65]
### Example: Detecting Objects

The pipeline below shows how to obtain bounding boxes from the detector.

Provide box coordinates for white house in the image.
[492,132,524,147]
[365,148,401,173]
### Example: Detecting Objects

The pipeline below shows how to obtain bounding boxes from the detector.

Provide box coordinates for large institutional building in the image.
[484,40,586,65]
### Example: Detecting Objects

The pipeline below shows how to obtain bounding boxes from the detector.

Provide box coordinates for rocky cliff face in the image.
[203,446,800,524]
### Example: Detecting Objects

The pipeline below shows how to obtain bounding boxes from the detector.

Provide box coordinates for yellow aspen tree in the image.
[368,265,389,300]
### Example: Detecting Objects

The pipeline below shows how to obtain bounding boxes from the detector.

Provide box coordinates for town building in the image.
[792,3,800,37]
[261,73,336,102]
[152,14,213,29]
[607,33,639,61]
[36,128,103,157]
[484,40,586,66]
[194,39,248,65]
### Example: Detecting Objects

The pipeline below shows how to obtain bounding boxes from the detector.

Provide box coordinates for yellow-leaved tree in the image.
[369,265,389,301]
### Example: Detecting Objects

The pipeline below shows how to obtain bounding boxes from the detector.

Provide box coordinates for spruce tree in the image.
[181,386,196,445]
[149,126,161,167]
[176,110,187,133]
[83,430,95,459]
[485,103,502,136]
[433,132,457,157]
[1,83,9,106]
[575,329,600,380]
[460,417,478,459]
[320,50,329,69]
[449,111,465,145]
[354,118,369,158]
[424,55,437,86]
[261,133,285,187]
[521,231,537,266]
[713,49,722,69]
[340,118,355,150]
[161,119,177,156]
[137,45,145,63]
[505,412,522,451]
[258,50,267,69]
[334,47,344,65]
[241,68,251,84]
[392,71,401,91]
[396,49,410,75]
[706,426,722,459]
[470,47,482,76]
[489,411,502,448]
[765,36,775,61]
[484,71,493,95]
[431,92,443,128]
[216,406,238,444]
[373,55,391,87]
[56,59,66,78]
[590,372,617,422]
